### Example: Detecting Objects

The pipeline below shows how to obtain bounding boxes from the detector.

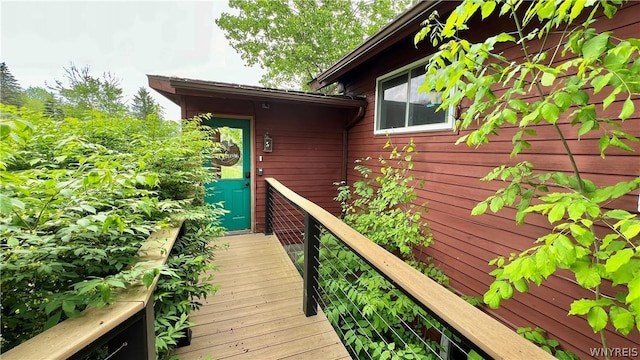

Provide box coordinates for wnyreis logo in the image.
[590,347,639,358]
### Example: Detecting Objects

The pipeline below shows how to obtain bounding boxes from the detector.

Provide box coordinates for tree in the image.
[50,64,127,117]
[416,0,639,356]
[130,87,163,120]
[0,62,23,106]
[216,0,414,90]
[20,87,65,120]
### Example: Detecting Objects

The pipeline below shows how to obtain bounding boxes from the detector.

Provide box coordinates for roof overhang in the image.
[309,0,454,90]
[148,75,368,109]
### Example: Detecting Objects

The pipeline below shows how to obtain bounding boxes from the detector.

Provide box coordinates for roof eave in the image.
[168,78,367,109]
[309,0,446,90]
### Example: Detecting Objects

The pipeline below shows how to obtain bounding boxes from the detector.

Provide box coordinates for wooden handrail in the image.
[2,222,184,360]
[265,178,553,360]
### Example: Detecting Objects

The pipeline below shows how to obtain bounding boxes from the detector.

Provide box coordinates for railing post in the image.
[265,180,273,235]
[303,212,320,317]
[105,299,155,360]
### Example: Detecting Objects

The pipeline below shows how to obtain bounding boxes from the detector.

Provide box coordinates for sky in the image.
[0,0,266,120]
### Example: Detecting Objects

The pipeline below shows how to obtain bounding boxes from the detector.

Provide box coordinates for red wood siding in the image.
[343,4,640,358]
[183,96,350,232]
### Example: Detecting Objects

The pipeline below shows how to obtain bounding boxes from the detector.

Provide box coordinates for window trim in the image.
[374,57,455,135]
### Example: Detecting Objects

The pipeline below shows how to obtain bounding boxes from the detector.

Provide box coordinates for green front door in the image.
[205,117,251,231]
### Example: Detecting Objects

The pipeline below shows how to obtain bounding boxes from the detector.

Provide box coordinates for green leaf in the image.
[106,278,127,289]
[575,264,601,288]
[540,102,560,124]
[541,72,556,87]
[605,248,634,273]
[619,98,635,120]
[587,306,608,332]
[143,271,156,288]
[626,276,640,304]
[548,203,565,223]
[567,203,586,221]
[569,224,594,247]
[598,135,610,157]
[622,223,640,240]
[569,0,587,21]
[495,33,515,42]
[498,281,514,299]
[99,284,111,304]
[62,300,76,317]
[489,196,504,213]
[481,1,496,19]
[0,123,10,140]
[44,311,62,331]
[0,193,13,216]
[554,235,576,266]
[569,299,597,315]
[572,90,589,105]
[591,73,612,94]
[603,87,621,109]
[609,135,634,152]
[513,278,529,293]
[610,306,634,335]
[582,33,610,60]
[484,287,502,309]
[471,202,488,216]
[86,171,101,185]
[553,91,572,110]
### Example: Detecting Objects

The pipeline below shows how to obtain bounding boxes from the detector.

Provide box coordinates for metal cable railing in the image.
[265,177,554,360]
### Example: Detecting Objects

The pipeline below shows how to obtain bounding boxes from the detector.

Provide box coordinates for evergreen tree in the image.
[130,87,163,120]
[0,62,23,106]
[43,97,65,120]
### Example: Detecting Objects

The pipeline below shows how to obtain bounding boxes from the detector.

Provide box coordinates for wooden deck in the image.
[172,233,351,360]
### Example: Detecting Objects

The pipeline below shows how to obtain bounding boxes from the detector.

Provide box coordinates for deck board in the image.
[172,233,350,360]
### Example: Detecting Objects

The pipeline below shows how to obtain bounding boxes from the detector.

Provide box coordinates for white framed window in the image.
[374,57,454,135]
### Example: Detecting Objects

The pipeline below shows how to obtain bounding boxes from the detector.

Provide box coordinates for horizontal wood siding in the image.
[184,96,349,232]
[343,3,640,358]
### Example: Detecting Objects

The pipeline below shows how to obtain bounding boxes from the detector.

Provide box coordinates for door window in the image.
[211,127,244,179]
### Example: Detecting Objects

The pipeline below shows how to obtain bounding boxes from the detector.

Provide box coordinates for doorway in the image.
[204,117,251,231]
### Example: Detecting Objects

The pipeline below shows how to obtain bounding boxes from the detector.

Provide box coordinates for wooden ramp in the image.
[172,233,351,360]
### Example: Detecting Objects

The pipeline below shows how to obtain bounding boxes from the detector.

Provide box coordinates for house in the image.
[149,0,640,357]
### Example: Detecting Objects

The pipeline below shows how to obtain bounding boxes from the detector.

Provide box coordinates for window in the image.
[375,58,454,134]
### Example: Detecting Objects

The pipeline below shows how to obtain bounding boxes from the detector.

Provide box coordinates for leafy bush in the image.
[415,0,640,353]
[337,139,447,282]
[517,327,579,360]
[0,105,223,357]
[318,139,449,359]
[155,214,224,359]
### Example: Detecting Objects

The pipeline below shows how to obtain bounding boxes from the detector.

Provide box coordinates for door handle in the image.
[245,171,251,178]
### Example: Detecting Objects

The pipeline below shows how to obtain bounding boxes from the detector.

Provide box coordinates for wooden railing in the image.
[265,177,554,360]
[2,222,184,360]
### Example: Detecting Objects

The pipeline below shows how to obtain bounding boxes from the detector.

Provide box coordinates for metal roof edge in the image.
[147,75,367,109]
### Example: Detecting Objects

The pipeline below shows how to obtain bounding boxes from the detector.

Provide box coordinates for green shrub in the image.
[0,105,223,357]
[318,139,448,359]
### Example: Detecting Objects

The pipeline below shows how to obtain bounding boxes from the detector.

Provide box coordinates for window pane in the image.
[379,74,407,130]
[211,127,243,179]
[408,66,446,126]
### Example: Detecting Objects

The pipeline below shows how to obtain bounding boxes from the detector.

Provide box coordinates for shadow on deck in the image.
[172,233,350,360]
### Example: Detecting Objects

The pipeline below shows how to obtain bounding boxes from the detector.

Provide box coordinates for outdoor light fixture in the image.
[264,133,273,152]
